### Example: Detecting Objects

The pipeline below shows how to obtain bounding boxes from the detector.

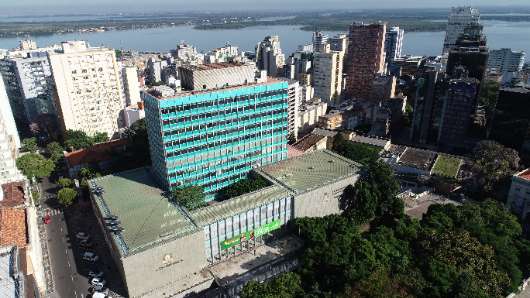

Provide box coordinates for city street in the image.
[40,178,126,298]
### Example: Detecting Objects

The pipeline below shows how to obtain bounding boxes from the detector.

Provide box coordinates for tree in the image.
[57,177,73,188]
[171,186,205,210]
[57,187,77,207]
[46,141,64,163]
[332,134,381,165]
[470,140,519,200]
[16,153,54,179]
[21,137,38,153]
[241,272,305,298]
[217,173,270,200]
[124,119,150,165]
[64,130,93,151]
[92,132,108,144]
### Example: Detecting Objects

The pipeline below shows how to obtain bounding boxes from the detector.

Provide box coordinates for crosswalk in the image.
[40,208,63,217]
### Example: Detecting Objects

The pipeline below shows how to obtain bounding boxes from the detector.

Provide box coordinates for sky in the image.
[2,0,530,14]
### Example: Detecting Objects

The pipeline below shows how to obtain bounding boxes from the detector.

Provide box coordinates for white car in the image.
[91,277,107,287]
[76,232,90,241]
[82,252,99,262]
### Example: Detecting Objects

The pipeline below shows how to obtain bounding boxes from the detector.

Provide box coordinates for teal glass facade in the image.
[144,81,289,199]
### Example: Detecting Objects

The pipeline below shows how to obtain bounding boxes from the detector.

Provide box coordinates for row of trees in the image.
[242,199,530,298]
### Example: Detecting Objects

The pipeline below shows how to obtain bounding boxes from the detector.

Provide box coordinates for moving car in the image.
[80,239,93,248]
[88,270,104,279]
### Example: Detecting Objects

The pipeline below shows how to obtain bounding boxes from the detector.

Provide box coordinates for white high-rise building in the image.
[443,7,480,55]
[122,66,141,105]
[385,27,404,63]
[0,75,23,186]
[255,36,285,77]
[313,43,345,106]
[488,48,526,73]
[49,41,126,138]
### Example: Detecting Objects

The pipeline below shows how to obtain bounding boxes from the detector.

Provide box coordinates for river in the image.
[0,20,529,57]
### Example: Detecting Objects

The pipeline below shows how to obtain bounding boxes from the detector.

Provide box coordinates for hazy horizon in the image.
[3,0,530,15]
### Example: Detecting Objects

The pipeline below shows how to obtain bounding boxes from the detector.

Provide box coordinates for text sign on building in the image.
[220,219,281,250]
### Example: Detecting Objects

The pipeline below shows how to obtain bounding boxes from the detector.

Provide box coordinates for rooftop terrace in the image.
[90,168,198,257]
[258,150,360,194]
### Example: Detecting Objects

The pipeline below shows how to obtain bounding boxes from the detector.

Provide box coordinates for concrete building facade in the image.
[255,36,285,77]
[345,23,386,100]
[488,48,526,73]
[385,26,404,63]
[313,44,344,106]
[0,76,23,186]
[179,63,257,91]
[49,41,126,138]
[507,169,530,220]
[442,6,481,55]
[122,66,141,106]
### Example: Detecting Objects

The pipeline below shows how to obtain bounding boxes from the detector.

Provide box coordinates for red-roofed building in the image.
[507,169,530,219]
[64,139,128,178]
[0,181,28,248]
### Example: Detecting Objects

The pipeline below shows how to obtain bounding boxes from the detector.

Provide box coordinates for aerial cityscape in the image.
[1,1,530,298]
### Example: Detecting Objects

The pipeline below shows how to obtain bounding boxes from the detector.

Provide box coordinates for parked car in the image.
[79,239,93,248]
[88,270,104,279]
[82,252,99,262]
[108,226,124,233]
[42,214,51,224]
[76,232,90,241]
[105,219,121,226]
[103,215,118,221]
[91,277,106,287]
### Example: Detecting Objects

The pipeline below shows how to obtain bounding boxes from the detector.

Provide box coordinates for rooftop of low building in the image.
[292,134,326,152]
[398,147,437,171]
[516,169,530,182]
[180,62,248,71]
[90,167,198,257]
[258,150,360,194]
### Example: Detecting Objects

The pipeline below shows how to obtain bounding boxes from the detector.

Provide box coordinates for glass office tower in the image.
[144,80,289,199]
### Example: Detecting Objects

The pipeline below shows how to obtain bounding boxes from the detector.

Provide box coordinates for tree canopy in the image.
[21,137,38,153]
[46,141,64,163]
[470,140,520,201]
[64,130,108,151]
[217,173,270,200]
[124,118,150,166]
[16,153,54,179]
[171,185,206,210]
[242,200,530,298]
[57,187,77,207]
[332,133,381,165]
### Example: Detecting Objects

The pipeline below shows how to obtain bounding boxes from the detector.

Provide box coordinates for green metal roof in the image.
[258,150,361,194]
[90,168,198,257]
[191,185,291,227]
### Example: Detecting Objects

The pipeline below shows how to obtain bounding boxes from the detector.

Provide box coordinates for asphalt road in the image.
[40,177,126,298]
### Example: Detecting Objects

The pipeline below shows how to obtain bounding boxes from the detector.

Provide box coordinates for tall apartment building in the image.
[410,69,443,145]
[205,44,239,64]
[0,76,23,185]
[283,79,301,142]
[144,80,289,197]
[490,87,530,151]
[284,51,312,85]
[0,51,55,124]
[49,41,126,138]
[329,34,348,53]
[488,48,526,73]
[313,44,344,106]
[442,7,481,55]
[312,31,329,53]
[256,36,285,77]
[122,66,141,106]
[385,26,404,63]
[437,78,480,151]
[179,63,257,90]
[446,30,488,82]
[344,23,386,100]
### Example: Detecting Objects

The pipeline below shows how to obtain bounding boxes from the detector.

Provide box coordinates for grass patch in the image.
[431,154,462,178]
